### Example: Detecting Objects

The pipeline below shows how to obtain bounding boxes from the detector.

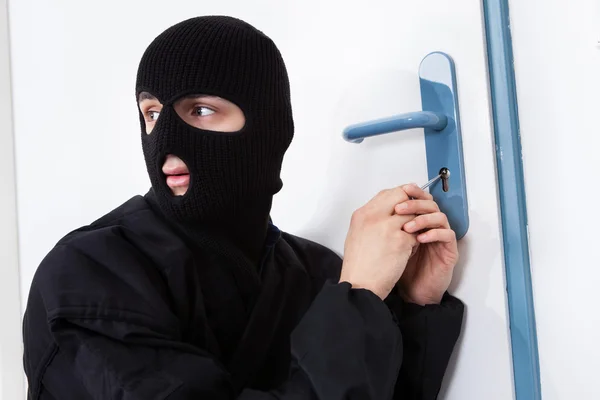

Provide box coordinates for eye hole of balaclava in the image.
[139,91,247,135]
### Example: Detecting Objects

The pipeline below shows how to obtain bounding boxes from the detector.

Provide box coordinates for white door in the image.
[8,1,519,399]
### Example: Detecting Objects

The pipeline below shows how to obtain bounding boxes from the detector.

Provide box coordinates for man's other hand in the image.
[394,184,459,305]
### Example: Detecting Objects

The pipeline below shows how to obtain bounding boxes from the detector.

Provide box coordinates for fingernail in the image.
[397,203,408,209]
[418,233,427,241]
[405,221,416,230]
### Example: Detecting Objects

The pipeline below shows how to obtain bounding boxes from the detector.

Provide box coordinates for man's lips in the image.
[162,165,190,188]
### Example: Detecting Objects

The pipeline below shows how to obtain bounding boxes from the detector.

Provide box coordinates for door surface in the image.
[9,1,515,399]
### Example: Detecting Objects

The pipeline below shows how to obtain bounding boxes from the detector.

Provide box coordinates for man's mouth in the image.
[162,157,190,190]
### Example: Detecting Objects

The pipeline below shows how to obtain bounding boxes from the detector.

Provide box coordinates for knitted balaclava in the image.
[136,16,294,223]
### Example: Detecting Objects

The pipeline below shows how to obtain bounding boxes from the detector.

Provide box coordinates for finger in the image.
[390,213,418,228]
[403,212,450,233]
[417,228,456,244]
[402,183,434,200]
[395,199,440,215]
[372,186,411,215]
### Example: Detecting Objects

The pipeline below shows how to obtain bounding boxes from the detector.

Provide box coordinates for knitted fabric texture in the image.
[136,16,294,223]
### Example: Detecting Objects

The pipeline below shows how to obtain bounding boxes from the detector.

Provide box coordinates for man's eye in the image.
[194,107,215,117]
[148,111,160,121]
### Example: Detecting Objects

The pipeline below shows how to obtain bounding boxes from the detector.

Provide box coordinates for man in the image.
[23,16,463,399]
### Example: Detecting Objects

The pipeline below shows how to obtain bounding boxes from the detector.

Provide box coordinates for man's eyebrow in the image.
[138,92,157,102]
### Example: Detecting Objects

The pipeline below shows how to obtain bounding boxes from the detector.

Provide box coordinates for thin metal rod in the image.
[420,174,442,191]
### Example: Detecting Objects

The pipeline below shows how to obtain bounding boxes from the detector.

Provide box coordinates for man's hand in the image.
[394,184,459,305]
[340,187,419,300]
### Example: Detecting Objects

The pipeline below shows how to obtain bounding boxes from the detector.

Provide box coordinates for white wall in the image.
[9,1,514,399]
[0,0,26,398]
[509,0,600,398]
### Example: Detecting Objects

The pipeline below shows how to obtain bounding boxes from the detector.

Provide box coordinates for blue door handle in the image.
[343,111,447,143]
[341,51,469,239]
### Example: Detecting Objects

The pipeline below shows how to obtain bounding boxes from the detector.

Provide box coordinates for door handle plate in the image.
[420,52,469,239]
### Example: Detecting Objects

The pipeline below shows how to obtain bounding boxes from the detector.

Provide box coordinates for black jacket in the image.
[23,193,464,400]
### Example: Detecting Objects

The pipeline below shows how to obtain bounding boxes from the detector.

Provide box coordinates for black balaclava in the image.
[136,16,294,261]
[137,15,294,224]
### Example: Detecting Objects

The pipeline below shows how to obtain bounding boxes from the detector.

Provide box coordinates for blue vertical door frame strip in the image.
[482,0,542,399]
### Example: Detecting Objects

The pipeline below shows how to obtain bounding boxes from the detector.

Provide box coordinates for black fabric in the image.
[23,196,464,400]
[137,16,294,223]
[386,293,464,399]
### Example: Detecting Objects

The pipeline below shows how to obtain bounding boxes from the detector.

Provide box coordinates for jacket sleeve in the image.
[386,292,464,400]
[287,239,464,400]
[32,244,404,400]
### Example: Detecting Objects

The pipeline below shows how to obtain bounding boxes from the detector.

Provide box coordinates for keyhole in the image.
[439,167,450,192]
